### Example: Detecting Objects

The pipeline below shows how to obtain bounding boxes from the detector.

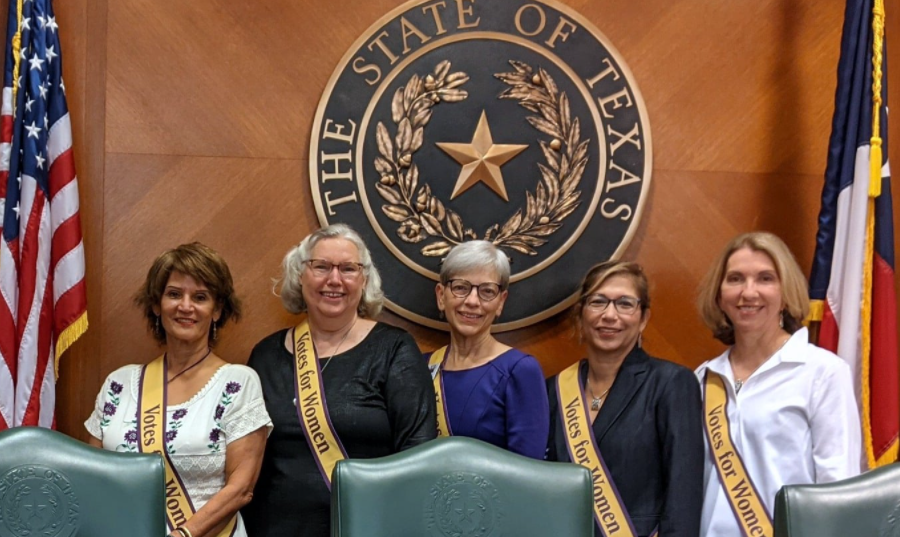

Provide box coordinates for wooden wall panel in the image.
[100,154,314,362]
[52,0,107,440]
[46,0,900,438]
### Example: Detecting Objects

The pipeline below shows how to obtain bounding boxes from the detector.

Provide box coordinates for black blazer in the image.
[547,346,704,537]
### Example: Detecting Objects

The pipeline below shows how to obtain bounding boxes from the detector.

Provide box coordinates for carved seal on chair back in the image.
[0,465,79,537]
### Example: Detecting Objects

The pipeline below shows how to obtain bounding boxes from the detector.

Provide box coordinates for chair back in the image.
[0,426,165,537]
[331,436,594,537]
[774,464,900,537]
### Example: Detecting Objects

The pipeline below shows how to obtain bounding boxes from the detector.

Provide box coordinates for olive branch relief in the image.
[374,59,587,257]
[375,60,475,257]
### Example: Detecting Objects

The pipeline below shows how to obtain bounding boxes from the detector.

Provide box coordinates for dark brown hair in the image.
[134,242,242,344]
[572,260,650,332]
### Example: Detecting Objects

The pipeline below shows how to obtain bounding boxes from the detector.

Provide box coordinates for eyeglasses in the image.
[585,295,641,315]
[446,279,502,302]
[304,259,364,279]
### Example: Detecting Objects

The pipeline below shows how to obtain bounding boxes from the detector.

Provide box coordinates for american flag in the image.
[809,0,896,468]
[0,0,87,430]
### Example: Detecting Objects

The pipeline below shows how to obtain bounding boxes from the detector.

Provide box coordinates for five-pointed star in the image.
[25,121,41,139]
[28,56,44,72]
[436,111,528,201]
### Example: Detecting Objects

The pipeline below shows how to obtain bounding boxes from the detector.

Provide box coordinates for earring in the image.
[638,332,643,348]
[212,322,218,341]
[779,311,785,329]
[438,310,445,320]
[155,315,161,334]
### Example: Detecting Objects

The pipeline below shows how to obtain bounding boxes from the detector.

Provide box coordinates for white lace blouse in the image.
[85,363,273,537]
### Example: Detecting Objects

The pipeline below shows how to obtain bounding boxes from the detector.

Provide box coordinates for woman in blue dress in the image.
[425,240,549,459]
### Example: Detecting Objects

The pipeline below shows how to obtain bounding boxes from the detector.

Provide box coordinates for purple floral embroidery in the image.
[100,380,123,428]
[166,407,188,455]
[209,381,241,453]
[118,428,139,452]
[207,427,223,450]
[164,427,180,455]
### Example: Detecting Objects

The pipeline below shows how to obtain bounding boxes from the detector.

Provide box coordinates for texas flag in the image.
[809,0,896,469]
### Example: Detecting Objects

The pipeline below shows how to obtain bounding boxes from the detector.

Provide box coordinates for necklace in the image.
[729,335,790,395]
[315,317,357,373]
[588,385,612,411]
[166,348,212,384]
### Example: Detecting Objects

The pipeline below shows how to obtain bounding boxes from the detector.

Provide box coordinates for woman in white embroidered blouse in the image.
[85,243,272,537]
[694,232,861,537]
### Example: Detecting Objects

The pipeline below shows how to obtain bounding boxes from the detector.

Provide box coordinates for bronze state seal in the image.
[310,0,651,330]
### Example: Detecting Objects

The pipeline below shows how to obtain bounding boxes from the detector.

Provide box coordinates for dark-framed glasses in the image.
[304,259,364,279]
[585,295,641,315]
[447,279,502,301]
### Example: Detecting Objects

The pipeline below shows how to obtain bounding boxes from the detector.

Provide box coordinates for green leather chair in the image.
[331,436,594,537]
[0,426,165,537]
[774,464,900,537]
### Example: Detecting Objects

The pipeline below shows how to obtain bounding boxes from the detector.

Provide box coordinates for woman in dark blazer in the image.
[547,261,704,537]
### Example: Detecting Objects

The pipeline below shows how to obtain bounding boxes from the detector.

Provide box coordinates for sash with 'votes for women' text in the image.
[703,371,773,537]
[556,361,640,537]
[292,318,348,489]
[138,356,237,536]
[427,346,453,437]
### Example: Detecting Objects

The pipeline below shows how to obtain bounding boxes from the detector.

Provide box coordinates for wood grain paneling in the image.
[42,0,900,438]
[52,0,107,441]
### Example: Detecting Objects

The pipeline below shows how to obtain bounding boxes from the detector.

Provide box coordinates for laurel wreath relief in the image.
[375,60,587,257]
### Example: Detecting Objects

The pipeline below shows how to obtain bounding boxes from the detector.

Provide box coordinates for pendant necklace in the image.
[588,385,612,411]
[316,317,357,374]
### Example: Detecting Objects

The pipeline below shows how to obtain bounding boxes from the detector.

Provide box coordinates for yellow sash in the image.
[138,356,237,536]
[427,346,453,437]
[703,371,773,537]
[557,361,637,537]
[292,319,348,489]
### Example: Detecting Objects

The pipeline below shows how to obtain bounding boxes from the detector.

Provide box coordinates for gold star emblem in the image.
[436,111,528,201]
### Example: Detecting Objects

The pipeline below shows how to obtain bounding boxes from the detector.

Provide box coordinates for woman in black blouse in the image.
[241,224,436,537]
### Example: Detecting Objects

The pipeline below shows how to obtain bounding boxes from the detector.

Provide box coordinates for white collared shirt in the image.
[695,328,862,537]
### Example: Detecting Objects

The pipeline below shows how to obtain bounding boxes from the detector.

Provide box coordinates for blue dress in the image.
[426,348,549,459]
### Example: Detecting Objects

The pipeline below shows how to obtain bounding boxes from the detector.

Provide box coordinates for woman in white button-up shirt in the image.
[695,232,861,537]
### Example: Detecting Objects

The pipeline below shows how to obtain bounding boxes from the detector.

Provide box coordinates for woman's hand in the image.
[179,427,268,537]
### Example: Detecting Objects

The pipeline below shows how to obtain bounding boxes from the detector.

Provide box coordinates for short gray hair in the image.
[278,223,384,318]
[439,241,510,290]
